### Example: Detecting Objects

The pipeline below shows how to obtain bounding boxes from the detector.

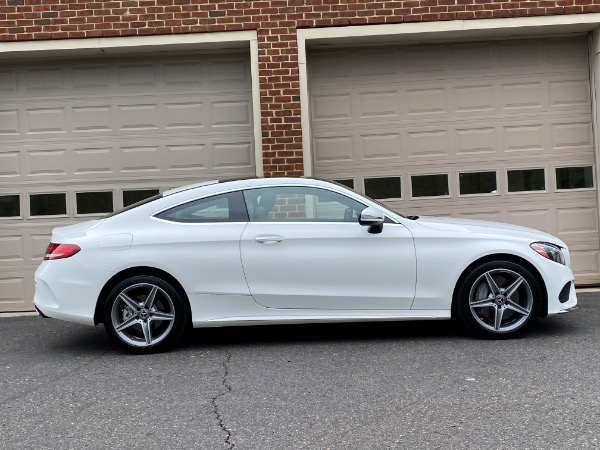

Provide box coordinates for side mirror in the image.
[359,207,385,234]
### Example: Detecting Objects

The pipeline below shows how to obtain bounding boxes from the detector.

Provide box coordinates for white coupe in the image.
[34,177,578,352]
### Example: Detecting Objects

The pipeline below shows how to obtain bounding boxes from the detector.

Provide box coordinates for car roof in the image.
[165,177,330,196]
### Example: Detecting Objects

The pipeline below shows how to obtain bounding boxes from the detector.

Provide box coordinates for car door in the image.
[239,185,416,310]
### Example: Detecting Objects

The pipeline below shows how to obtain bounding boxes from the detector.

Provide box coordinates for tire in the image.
[103,275,188,353]
[455,260,542,339]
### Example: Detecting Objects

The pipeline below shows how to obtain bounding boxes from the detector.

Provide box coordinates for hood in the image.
[414,216,565,246]
[52,219,105,241]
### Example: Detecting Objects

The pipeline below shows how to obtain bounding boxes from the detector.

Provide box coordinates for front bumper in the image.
[540,261,577,316]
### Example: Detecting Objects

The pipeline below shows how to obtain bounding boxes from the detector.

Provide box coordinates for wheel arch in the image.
[94,266,191,325]
[451,253,548,319]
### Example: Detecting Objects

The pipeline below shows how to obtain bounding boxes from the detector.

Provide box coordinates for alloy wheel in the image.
[110,282,176,347]
[468,268,534,333]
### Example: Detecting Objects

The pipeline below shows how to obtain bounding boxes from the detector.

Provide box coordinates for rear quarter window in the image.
[154,191,248,223]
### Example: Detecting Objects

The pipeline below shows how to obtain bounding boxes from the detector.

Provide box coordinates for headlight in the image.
[530,242,566,265]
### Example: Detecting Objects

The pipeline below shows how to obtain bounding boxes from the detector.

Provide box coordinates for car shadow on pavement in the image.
[179,314,578,350]
[46,311,579,355]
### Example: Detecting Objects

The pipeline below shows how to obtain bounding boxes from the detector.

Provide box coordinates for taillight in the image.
[43,243,81,260]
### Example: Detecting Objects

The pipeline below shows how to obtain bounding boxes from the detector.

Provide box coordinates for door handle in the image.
[254,235,284,244]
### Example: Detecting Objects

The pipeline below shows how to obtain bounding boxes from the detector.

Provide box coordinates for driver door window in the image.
[243,186,366,222]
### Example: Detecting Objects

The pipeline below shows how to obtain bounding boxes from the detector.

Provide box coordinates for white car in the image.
[34,177,577,352]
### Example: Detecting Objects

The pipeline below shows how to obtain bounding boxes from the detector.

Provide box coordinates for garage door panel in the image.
[359,91,399,118]
[211,99,252,127]
[2,98,252,141]
[0,152,21,178]
[1,56,251,101]
[0,235,25,263]
[314,122,593,170]
[0,274,30,312]
[505,209,552,232]
[552,121,593,150]
[556,206,599,235]
[568,249,600,280]
[0,225,53,265]
[3,138,255,185]
[312,94,353,120]
[0,109,20,135]
[26,148,69,178]
[549,78,591,108]
[311,81,590,130]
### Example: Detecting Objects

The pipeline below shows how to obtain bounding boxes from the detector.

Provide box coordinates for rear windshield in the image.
[103,194,162,218]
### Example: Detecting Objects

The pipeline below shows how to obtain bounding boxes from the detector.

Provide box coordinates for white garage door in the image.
[310,37,600,284]
[0,51,255,312]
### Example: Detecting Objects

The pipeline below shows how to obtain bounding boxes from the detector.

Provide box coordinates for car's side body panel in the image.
[240,222,416,310]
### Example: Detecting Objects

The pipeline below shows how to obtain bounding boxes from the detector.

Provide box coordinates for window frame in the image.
[0,193,22,220]
[28,192,69,219]
[75,190,115,217]
[331,178,356,191]
[554,165,595,192]
[410,172,451,199]
[457,169,499,197]
[363,175,402,200]
[505,167,547,195]
[122,188,161,208]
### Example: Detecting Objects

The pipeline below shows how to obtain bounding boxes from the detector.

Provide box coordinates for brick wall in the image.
[2,0,600,177]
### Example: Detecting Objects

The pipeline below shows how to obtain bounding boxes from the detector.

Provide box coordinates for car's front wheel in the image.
[455,260,542,339]
[103,275,188,353]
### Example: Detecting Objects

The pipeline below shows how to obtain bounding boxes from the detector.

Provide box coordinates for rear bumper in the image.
[34,258,108,326]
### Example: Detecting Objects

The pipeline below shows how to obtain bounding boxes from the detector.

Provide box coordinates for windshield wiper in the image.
[406,215,419,220]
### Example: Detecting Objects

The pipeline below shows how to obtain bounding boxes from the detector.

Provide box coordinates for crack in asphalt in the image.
[211,349,234,449]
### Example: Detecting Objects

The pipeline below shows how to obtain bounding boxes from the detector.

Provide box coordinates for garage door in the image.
[0,51,255,312]
[309,36,599,284]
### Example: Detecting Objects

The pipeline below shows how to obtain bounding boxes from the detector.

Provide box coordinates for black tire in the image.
[103,275,188,353]
[455,260,542,339]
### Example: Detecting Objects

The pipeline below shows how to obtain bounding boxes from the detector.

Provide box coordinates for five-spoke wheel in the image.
[103,275,188,353]
[456,261,541,338]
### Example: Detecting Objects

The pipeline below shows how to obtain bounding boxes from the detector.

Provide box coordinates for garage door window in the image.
[333,179,355,190]
[411,174,449,198]
[123,189,160,207]
[29,193,67,217]
[507,169,545,193]
[76,191,114,215]
[0,195,20,218]
[556,166,594,190]
[364,177,401,199]
[459,171,497,195]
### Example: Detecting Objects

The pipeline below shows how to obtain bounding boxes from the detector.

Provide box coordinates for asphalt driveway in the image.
[1,293,599,449]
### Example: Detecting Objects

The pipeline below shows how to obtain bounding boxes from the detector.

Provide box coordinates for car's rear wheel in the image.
[103,275,188,353]
[455,260,542,339]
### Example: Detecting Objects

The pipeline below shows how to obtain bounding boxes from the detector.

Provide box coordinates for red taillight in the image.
[43,243,81,260]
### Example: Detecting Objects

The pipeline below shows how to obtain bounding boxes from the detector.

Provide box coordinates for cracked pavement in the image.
[1,293,600,449]
[211,350,234,450]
